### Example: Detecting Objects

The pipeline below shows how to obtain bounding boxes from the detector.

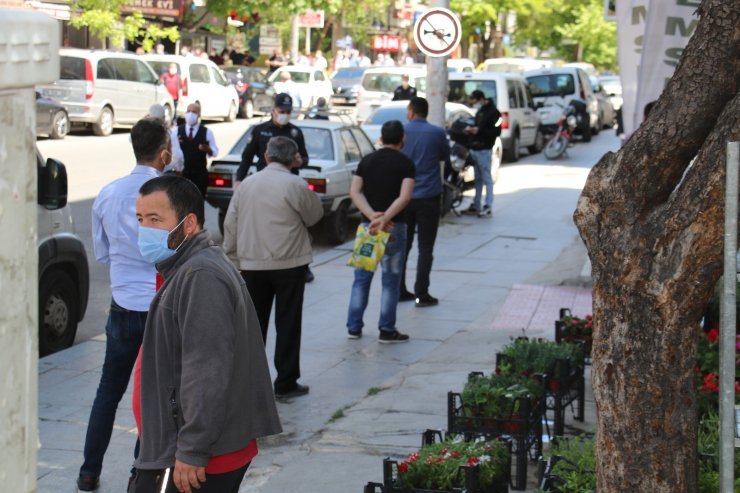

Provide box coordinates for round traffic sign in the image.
[413,8,462,58]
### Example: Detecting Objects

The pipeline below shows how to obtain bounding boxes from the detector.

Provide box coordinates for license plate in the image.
[42,88,66,99]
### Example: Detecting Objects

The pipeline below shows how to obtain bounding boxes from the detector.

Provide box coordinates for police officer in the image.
[237,93,309,182]
[392,74,417,101]
[237,93,315,282]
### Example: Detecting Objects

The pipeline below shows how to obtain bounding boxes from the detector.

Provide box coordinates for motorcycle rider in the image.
[463,90,502,218]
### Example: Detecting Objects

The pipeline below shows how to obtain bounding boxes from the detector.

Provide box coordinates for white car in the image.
[355,65,427,123]
[142,54,239,121]
[267,65,333,110]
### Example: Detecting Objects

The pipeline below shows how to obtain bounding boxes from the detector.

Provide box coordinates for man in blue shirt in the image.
[399,97,450,307]
[77,118,172,492]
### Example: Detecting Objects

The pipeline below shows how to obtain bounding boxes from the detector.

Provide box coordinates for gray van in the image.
[37,49,174,136]
[37,149,89,355]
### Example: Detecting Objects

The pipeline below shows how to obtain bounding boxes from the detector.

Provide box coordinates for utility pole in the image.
[425,0,449,128]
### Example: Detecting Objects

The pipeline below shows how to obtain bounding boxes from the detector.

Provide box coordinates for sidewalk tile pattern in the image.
[491,284,593,333]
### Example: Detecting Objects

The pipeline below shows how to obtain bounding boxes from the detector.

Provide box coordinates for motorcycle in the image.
[543,99,585,159]
[442,117,476,217]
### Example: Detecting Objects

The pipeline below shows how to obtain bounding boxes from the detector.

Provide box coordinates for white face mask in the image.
[472,102,482,110]
[185,112,199,127]
[276,113,290,126]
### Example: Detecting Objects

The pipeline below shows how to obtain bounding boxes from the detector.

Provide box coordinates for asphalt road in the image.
[36,118,619,347]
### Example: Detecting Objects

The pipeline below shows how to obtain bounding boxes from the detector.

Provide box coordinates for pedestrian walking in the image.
[237,93,314,282]
[462,89,502,217]
[392,74,417,101]
[159,63,181,123]
[77,118,172,492]
[223,137,323,400]
[176,102,218,197]
[346,120,415,343]
[398,97,450,307]
[130,175,281,493]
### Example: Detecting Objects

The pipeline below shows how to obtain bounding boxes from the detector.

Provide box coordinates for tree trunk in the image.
[573,1,739,491]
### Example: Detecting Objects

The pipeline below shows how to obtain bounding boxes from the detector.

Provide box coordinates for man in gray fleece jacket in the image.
[131,175,281,493]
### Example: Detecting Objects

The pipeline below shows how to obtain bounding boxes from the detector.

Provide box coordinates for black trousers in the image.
[130,462,249,493]
[400,196,440,297]
[241,266,306,393]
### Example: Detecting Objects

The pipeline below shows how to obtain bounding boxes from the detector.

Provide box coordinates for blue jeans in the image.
[80,299,146,478]
[470,148,493,209]
[347,223,407,333]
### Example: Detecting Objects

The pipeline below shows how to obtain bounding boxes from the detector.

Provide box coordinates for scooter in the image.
[443,117,476,217]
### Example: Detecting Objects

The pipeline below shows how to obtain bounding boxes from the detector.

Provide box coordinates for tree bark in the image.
[573,0,739,491]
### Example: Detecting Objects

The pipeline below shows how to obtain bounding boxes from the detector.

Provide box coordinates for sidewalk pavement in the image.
[37,163,597,493]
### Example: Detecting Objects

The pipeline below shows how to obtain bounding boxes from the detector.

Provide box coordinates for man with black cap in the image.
[237,93,314,282]
[237,93,309,181]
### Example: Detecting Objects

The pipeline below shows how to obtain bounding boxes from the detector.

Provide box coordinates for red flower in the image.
[701,372,719,393]
[707,328,719,344]
[408,453,419,463]
[439,448,448,456]
[398,462,408,474]
[450,451,461,458]
[467,457,478,466]
[494,367,502,375]
[735,381,740,394]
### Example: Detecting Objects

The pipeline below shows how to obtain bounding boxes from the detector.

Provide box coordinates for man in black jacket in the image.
[392,74,417,101]
[463,89,502,218]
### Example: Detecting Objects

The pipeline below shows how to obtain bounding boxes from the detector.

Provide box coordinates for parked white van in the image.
[525,66,600,141]
[36,49,174,136]
[355,66,426,123]
[478,57,554,74]
[142,54,239,121]
[448,72,544,162]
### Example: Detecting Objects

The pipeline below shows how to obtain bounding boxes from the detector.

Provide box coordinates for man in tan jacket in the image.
[223,136,323,400]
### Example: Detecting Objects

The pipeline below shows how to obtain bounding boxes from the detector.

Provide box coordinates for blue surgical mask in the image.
[138,216,187,264]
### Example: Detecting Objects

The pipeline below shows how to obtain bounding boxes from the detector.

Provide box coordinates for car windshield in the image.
[287,71,310,83]
[231,126,334,161]
[365,106,408,125]
[332,68,365,80]
[362,73,403,92]
[447,80,498,107]
[146,60,173,77]
[526,74,575,97]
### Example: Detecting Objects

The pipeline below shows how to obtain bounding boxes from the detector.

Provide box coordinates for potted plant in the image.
[555,308,593,361]
[378,435,511,493]
[536,435,595,493]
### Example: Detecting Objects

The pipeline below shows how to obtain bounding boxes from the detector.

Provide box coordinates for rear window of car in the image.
[447,80,498,107]
[365,106,407,125]
[332,68,365,79]
[288,71,310,83]
[527,74,575,97]
[60,56,85,80]
[362,73,403,92]
[231,126,334,161]
[190,64,211,83]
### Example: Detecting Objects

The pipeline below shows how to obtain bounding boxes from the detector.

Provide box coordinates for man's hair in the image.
[139,175,205,227]
[470,89,486,100]
[381,120,404,145]
[131,118,169,163]
[408,97,428,118]
[266,136,299,165]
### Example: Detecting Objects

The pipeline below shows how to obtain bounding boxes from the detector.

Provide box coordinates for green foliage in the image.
[554,0,616,70]
[548,436,596,493]
[696,411,740,493]
[500,338,584,376]
[396,439,509,491]
[461,372,543,418]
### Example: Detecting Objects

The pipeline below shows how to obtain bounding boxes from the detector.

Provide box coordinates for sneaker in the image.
[399,290,416,302]
[275,383,309,400]
[347,331,362,339]
[77,474,100,492]
[415,294,439,307]
[379,330,410,343]
[463,204,479,215]
[477,206,492,218]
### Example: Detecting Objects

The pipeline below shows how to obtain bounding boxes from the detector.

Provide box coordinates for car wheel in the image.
[592,115,601,135]
[225,102,237,122]
[527,127,544,154]
[581,122,592,142]
[325,201,349,245]
[244,100,255,119]
[93,106,114,136]
[218,208,226,235]
[50,110,69,139]
[39,269,79,356]
[503,133,520,162]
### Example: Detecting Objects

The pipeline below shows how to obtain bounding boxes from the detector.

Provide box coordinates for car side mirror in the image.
[535,101,544,109]
[38,158,68,210]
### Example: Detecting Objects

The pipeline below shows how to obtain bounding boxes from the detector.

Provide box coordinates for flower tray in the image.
[364,430,511,493]
[555,308,592,365]
[448,390,543,490]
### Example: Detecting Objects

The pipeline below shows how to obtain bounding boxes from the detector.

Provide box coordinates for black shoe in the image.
[399,290,416,302]
[347,330,362,339]
[463,204,479,215]
[77,474,100,492]
[378,330,410,343]
[415,294,439,307]
[275,383,310,400]
[305,267,315,283]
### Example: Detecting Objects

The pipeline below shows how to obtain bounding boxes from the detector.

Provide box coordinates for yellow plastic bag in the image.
[346,224,390,272]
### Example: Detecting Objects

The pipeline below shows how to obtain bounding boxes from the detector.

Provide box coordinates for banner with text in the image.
[616,0,650,138]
